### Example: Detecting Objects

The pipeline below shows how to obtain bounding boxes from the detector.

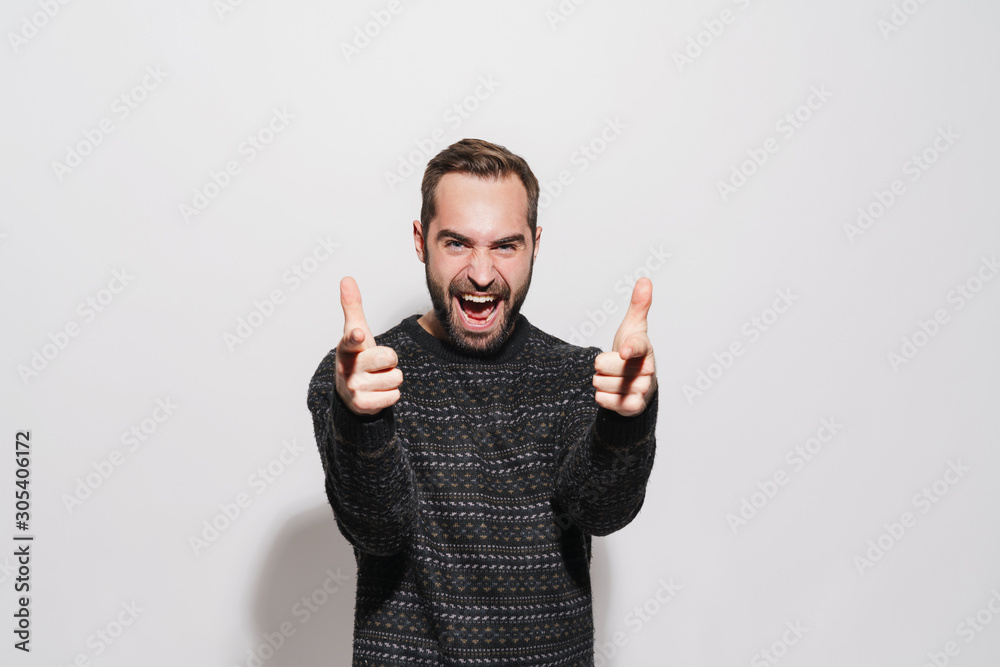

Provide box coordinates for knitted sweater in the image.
[307,313,658,666]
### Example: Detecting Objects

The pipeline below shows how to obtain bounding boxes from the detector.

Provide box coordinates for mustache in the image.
[448,281,509,300]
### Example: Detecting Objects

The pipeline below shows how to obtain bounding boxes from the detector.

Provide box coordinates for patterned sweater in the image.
[307,313,658,666]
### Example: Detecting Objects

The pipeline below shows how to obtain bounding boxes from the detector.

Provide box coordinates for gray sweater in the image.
[307,313,658,666]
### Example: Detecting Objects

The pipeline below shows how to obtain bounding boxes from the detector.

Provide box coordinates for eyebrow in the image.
[436,230,526,246]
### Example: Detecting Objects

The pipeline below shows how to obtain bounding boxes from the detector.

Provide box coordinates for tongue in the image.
[461,298,496,320]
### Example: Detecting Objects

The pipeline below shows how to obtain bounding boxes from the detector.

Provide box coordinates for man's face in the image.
[415,172,540,357]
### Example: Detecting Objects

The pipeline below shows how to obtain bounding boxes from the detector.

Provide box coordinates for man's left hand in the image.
[593,277,657,417]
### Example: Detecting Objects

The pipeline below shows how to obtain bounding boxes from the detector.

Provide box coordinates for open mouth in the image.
[455,293,501,330]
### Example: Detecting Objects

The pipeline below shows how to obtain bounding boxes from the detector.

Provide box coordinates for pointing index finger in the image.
[619,333,652,360]
[339,326,368,354]
[339,276,373,351]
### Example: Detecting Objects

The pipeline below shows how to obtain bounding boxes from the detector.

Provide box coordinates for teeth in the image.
[461,294,496,303]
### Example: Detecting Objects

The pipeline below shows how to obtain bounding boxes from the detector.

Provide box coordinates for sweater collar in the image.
[401,313,531,364]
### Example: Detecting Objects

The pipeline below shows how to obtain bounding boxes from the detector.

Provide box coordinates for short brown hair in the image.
[420,138,540,242]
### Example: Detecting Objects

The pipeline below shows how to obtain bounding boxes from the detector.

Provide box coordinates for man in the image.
[307,138,658,666]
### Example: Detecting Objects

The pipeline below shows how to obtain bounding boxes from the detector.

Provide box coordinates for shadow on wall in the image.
[242,505,614,665]
[243,505,357,667]
[591,537,613,645]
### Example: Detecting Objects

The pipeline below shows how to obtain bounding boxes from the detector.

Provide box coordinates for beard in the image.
[424,259,533,358]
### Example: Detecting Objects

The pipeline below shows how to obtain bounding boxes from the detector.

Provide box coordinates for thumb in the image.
[612,277,652,355]
[340,276,374,352]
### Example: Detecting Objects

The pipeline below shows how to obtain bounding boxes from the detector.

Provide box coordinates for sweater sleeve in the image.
[307,348,418,555]
[553,351,658,536]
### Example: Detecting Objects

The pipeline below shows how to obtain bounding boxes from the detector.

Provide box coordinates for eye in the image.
[445,240,465,249]
[496,244,516,252]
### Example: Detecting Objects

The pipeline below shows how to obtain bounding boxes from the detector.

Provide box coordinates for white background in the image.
[2,1,999,665]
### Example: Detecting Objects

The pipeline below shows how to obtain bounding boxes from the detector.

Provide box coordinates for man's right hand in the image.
[335,276,403,416]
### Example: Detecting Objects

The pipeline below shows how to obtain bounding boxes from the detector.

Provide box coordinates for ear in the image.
[413,219,426,263]
[532,226,542,262]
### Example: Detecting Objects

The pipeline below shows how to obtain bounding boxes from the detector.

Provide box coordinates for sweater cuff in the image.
[594,387,658,449]
[329,388,396,455]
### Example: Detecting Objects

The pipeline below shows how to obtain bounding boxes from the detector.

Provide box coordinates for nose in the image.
[466,249,496,290]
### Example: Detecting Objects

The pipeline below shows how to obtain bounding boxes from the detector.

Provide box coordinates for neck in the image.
[417,311,448,340]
